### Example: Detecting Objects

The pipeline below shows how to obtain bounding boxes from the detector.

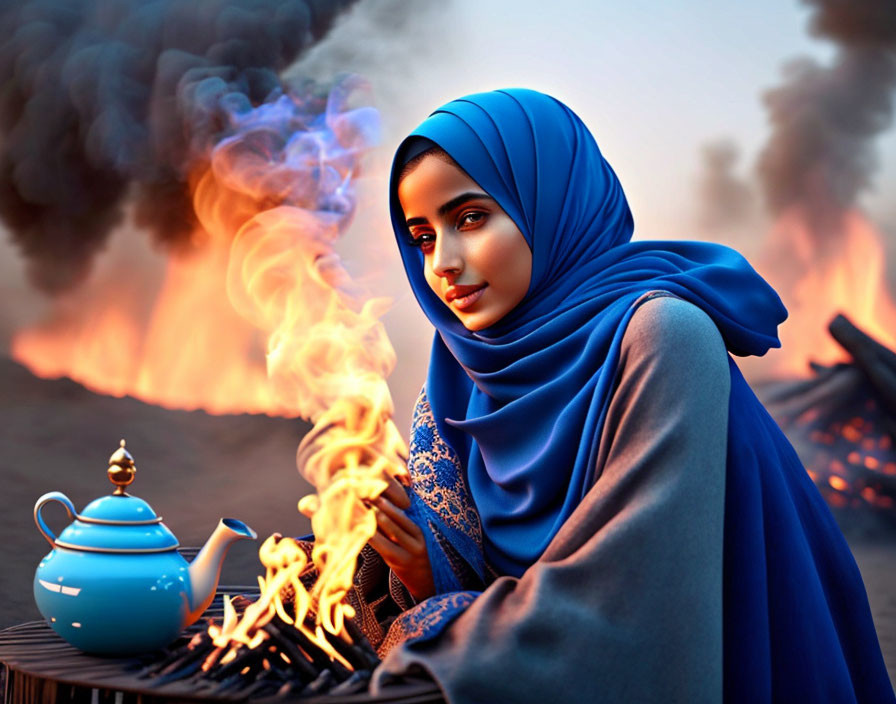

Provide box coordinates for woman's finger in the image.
[374,497,423,542]
[380,473,411,509]
[368,531,412,565]
[372,506,408,546]
[373,503,422,553]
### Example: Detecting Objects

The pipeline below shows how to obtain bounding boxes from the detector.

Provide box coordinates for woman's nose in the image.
[431,232,463,278]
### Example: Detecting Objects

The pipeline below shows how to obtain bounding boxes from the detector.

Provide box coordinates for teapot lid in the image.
[54,440,179,553]
[78,494,162,523]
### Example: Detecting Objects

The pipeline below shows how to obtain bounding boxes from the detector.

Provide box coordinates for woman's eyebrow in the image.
[405,191,494,228]
[437,191,493,216]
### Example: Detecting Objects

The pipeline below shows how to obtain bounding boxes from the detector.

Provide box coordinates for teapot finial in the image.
[108,439,136,495]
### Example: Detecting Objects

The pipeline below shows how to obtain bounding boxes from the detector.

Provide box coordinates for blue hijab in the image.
[389,89,894,702]
[389,88,783,575]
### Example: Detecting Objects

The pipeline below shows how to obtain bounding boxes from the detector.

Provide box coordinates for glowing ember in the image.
[764,365,896,511]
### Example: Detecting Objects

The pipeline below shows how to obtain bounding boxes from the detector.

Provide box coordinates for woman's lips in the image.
[450,284,487,310]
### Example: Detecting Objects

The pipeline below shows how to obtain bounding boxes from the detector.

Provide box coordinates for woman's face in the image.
[397,154,532,331]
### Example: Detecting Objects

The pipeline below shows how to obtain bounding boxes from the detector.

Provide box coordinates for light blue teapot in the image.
[33,440,257,655]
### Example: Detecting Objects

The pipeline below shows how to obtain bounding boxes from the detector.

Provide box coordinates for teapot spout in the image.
[186,518,257,625]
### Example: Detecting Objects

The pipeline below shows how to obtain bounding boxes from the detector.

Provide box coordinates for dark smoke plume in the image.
[697,139,756,232]
[0,0,357,293]
[757,0,896,236]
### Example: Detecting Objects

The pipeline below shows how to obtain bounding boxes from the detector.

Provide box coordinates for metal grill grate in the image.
[0,590,443,703]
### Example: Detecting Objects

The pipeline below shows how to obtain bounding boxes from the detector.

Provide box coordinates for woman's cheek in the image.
[424,266,442,299]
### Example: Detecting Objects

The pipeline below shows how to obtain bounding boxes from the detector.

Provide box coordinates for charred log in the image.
[829,314,896,438]
[136,597,380,699]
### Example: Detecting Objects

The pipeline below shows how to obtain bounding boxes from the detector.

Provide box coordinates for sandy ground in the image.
[0,355,894,688]
[852,542,896,687]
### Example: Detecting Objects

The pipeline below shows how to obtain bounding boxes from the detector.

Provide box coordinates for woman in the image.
[320,88,893,702]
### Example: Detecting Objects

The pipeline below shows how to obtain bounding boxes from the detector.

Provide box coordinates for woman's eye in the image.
[408,232,435,252]
[459,211,486,228]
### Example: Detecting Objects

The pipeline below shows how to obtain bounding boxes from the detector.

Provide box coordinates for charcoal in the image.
[141,641,215,686]
[301,669,337,696]
[344,617,381,666]
[276,679,305,698]
[212,671,249,694]
[328,669,372,695]
[207,646,260,681]
[287,626,334,672]
[261,624,319,681]
[138,632,213,679]
[138,606,379,698]
[829,314,896,428]
[149,657,206,687]
[323,628,379,671]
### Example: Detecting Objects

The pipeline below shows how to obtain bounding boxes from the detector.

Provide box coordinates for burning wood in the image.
[138,595,380,699]
[756,208,896,380]
[828,314,896,432]
[761,313,896,512]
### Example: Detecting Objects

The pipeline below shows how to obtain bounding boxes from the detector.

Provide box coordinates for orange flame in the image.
[184,79,408,661]
[205,535,353,670]
[755,206,896,378]
[10,224,287,415]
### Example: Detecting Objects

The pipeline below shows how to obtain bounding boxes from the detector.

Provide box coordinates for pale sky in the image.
[302,0,894,228]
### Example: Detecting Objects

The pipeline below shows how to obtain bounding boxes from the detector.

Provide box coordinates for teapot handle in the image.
[34,492,76,548]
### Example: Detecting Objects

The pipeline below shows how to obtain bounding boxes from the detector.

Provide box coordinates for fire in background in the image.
[696,0,896,514]
[0,0,372,415]
[697,0,896,381]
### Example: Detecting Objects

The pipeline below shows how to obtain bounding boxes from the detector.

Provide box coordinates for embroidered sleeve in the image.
[406,385,491,591]
[407,387,482,540]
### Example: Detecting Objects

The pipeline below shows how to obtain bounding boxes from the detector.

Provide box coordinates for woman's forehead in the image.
[397,155,487,217]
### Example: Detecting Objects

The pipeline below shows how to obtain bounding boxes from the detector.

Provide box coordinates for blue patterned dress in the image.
[375,385,493,655]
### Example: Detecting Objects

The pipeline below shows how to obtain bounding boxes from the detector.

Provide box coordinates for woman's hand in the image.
[367,474,435,602]
[297,422,433,600]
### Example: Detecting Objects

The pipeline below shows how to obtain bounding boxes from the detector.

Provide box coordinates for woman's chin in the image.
[456,309,500,332]
[461,320,488,332]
